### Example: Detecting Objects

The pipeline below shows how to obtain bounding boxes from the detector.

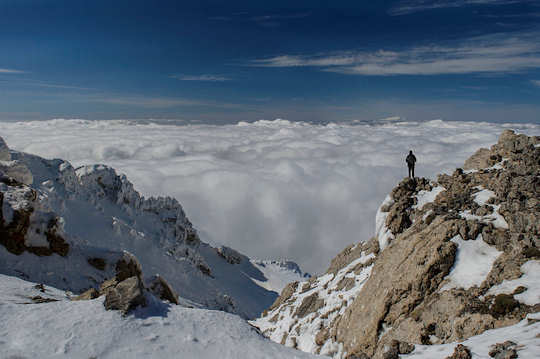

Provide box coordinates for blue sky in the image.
[1,0,540,123]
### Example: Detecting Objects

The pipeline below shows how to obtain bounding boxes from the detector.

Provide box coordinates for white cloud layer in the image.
[250,31,540,76]
[0,119,538,273]
[389,0,535,16]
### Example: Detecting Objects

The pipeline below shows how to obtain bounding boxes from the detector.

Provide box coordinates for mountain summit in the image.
[253,130,540,358]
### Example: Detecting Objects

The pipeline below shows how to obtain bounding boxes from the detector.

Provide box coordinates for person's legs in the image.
[412,165,415,178]
[408,165,412,178]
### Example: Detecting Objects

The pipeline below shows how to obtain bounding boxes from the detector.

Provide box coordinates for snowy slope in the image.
[0,274,321,359]
[251,260,311,294]
[0,137,279,319]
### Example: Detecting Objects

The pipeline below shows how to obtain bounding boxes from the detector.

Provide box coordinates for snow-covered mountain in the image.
[251,260,311,294]
[0,135,305,319]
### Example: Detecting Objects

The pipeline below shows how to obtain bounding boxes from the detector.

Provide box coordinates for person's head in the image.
[409,150,413,154]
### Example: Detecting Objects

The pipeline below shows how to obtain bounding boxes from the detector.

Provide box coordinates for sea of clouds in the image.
[0,119,538,274]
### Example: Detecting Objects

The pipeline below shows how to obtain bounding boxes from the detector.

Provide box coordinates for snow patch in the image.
[487,260,540,306]
[459,186,508,229]
[441,235,502,291]
[375,195,395,251]
[413,185,445,210]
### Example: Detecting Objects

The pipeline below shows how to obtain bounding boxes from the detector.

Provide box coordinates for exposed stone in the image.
[30,295,59,304]
[315,328,329,346]
[103,276,146,314]
[445,344,472,359]
[294,292,325,318]
[88,257,106,271]
[115,252,143,281]
[254,131,539,358]
[148,274,179,305]
[266,281,299,313]
[0,188,69,257]
[73,288,100,301]
[216,245,244,264]
[0,137,10,161]
[463,148,500,170]
[491,294,518,317]
[488,341,518,359]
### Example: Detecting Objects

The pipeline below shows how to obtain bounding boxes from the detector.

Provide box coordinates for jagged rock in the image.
[73,288,100,301]
[0,137,10,161]
[254,131,540,358]
[446,344,472,359]
[115,252,143,282]
[294,292,325,318]
[0,184,69,257]
[103,276,146,313]
[488,341,518,359]
[30,295,59,304]
[463,147,498,170]
[216,246,244,264]
[491,294,518,317]
[149,274,179,305]
[0,160,33,185]
[88,257,106,270]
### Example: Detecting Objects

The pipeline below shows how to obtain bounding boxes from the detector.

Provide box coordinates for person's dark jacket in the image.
[406,153,416,167]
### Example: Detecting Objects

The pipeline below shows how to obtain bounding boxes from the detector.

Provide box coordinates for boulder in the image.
[488,341,518,359]
[446,344,472,359]
[148,274,179,305]
[103,276,146,313]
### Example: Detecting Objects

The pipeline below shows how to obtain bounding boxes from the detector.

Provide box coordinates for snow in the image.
[441,235,502,291]
[403,312,540,359]
[0,274,321,359]
[0,149,279,319]
[487,260,540,306]
[375,194,395,251]
[1,119,538,273]
[251,260,310,294]
[252,251,375,357]
[413,185,445,210]
[472,187,496,206]
[459,186,509,229]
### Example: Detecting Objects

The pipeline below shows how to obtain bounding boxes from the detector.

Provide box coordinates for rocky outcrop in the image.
[74,253,181,313]
[253,130,540,358]
[148,274,180,305]
[0,178,69,257]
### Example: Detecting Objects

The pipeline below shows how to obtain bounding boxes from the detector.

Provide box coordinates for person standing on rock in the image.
[406,150,416,178]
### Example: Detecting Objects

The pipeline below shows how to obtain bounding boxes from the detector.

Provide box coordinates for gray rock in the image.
[103,276,146,313]
[148,274,179,305]
[0,137,11,161]
[488,341,518,359]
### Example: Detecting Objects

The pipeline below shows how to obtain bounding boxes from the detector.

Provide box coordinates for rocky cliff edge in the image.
[252,130,540,358]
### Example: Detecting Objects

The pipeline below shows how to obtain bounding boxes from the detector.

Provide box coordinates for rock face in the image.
[148,274,180,305]
[253,130,540,358]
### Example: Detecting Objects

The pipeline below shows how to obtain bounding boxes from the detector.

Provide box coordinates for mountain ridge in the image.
[0,135,305,319]
[253,130,540,358]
